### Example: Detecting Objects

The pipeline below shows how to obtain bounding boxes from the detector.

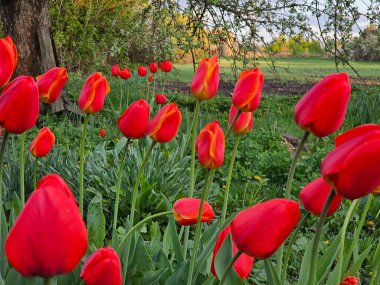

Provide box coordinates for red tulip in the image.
[118,99,150,139]
[229,105,254,135]
[195,121,225,169]
[321,127,380,200]
[36,67,68,104]
[0,76,39,134]
[294,73,351,137]
[232,68,264,112]
[5,174,87,277]
[300,177,342,217]
[230,199,300,259]
[80,247,122,285]
[78,72,110,114]
[0,35,18,88]
[29,127,55,158]
[99,128,106,138]
[148,73,154,82]
[155,94,167,105]
[334,123,380,147]
[137,66,148,77]
[149,62,158,73]
[160,60,172,72]
[211,226,254,279]
[119,68,131,80]
[340,276,359,285]
[190,55,219,100]
[148,103,182,143]
[111,65,120,76]
[173,198,215,226]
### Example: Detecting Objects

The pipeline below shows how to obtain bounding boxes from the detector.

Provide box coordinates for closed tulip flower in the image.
[229,105,254,135]
[78,72,110,114]
[155,94,167,105]
[137,66,148,77]
[300,177,342,217]
[5,174,87,277]
[232,68,264,112]
[190,55,219,100]
[321,127,380,200]
[0,35,18,88]
[29,127,55,158]
[111,65,120,76]
[118,99,150,139]
[160,60,172,72]
[119,68,131,80]
[148,73,154,82]
[340,276,359,285]
[80,247,122,285]
[294,73,351,137]
[195,121,225,169]
[99,128,106,138]
[149,62,158,73]
[36,67,69,103]
[231,199,300,259]
[173,198,215,226]
[0,76,39,134]
[211,226,254,279]
[334,123,380,147]
[148,103,182,143]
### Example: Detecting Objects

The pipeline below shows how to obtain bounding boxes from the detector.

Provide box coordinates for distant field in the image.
[168,57,380,83]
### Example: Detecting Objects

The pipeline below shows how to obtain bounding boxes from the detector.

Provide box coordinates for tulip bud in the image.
[148,103,182,143]
[173,198,215,226]
[137,66,148,77]
[340,276,359,285]
[5,174,87,277]
[80,247,122,285]
[78,72,110,114]
[0,35,18,88]
[294,73,351,137]
[160,60,172,72]
[196,121,225,169]
[29,127,55,158]
[229,105,254,135]
[232,68,264,112]
[148,73,154,82]
[231,199,300,259]
[300,177,342,217]
[211,226,254,280]
[155,94,167,105]
[0,76,39,134]
[190,55,219,100]
[149,62,158,73]
[111,65,120,76]
[119,68,131,80]
[118,99,150,139]
[99,128,106,138]
[36,67,69,104]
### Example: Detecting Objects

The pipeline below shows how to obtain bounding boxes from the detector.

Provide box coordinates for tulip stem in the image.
[79,114,90,217]
[119,80,123,114]
[19,132,26,207]
[308,190,336,285]
[225,110,241,138]
[336,199,359,281]
[221,136,240,224]
[43,277,56,285]
[183,99,201,259]
[112,140,130,231]
[116,211,172,252]
[187,170,213,285]
[219,250,243,285]
[0,131,9,209]
[33,157,38,189]
[282,212,311,284]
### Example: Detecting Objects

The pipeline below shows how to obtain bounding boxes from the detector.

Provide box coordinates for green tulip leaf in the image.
[344,244,372,277]
[86,193,106,248]
[0,206,9,277]
[264,259,281,285]
[296,238,313,285]
[317,231,342,283]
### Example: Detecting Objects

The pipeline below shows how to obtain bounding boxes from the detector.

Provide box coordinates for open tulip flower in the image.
[118,99,150,139]
[196,121,225,169]
[190,55,219,100]
[37,67,69,104]
[137,66,148,77]
[148,102,182,143]
[5,174,88,277]
[173,198,215,225]
[294,73,351,137]
[78,72,110,114]
[0,35,18,88]
[119,68,131,80]
[160,60,172,72]
[300,177,342,217]
[149,62,158,73]
[155,93,167,105]
[232,68,264,112]
[211,226,254,280]
[80,247,122,285]
[111,64,120,76]
[29,127,55,158]
[229,105,254,135]
[231,198,300,259]
[0,76,39,134]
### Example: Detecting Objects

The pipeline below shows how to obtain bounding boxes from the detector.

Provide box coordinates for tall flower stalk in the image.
[19,132,26,206]
[79,114,90,216]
